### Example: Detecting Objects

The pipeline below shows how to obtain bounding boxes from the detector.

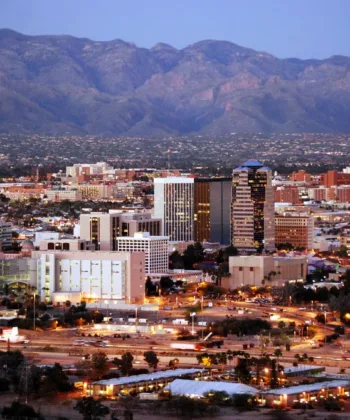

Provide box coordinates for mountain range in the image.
[1,29,350,136]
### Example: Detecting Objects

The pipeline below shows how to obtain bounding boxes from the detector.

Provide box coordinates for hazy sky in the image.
[0,0,349,59]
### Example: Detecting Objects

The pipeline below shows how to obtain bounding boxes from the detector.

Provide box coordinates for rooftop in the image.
[93,368,203,387]
[165,379,257,396]
[264,380,350,396]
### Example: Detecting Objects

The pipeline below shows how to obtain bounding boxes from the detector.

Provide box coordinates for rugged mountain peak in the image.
[0,30,350,135]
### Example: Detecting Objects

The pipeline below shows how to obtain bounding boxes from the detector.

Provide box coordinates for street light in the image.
[190,312,196,335]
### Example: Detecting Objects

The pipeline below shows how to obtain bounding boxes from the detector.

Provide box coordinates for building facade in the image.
[154,177,194,242]
[231,160,275,253]
[222,255,307,289]
[32,248,145,304]
[275,214,314,250]
[117,232,169,274]
[80,212,120,251]
[0,220,12,249]
[194,177,232,244]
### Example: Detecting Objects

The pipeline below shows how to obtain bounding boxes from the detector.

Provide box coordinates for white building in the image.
[117,232,169,274]
[32,246,145,304]
[154,177,194,242]
[34,231,60,248]
[0,220,12,249]
[66,162,113,177]
[43,188,82,202]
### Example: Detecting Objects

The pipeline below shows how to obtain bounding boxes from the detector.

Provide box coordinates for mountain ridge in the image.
[1,29,350,135]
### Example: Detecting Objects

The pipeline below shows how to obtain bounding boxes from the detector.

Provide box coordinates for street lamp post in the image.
[190,312,196,335]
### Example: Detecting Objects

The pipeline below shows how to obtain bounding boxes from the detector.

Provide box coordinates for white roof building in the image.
[164,379,257,397]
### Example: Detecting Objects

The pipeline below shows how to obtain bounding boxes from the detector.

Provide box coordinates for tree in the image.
[169,358,179,369]
[143,351,159,369]
[204,390,230,405]
[74,397,110,420]
[91,351,109,379]
[113,352,134,376]
[2,402,44,419]
[145,277,156,296]
[40,363,72,397]
[159,276,173,291]
[234,358,251,384]
[335,245,348,257]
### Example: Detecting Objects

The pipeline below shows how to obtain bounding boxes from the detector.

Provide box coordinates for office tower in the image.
[194,178,232,244]
[117,232,169,274]
[154,177,194,242]
[275,213,314,250]
[80,212,120,251]
[232,160,275,253]
[0,220,12,249]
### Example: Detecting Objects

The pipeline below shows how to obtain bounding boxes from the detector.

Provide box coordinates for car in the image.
[298,307,307,311]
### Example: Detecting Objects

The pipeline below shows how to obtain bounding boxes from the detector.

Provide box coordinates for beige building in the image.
[222,255,307,289]
[39,238,95,252]
[76,184,113,200]
[80,212,120,251]
[275,214,314,250]
[43,188,82,202]
[66,162,113,177]
[232,160,275,253]
[32,247,145,304]
[339,236,350,254]
[80,211,162,251]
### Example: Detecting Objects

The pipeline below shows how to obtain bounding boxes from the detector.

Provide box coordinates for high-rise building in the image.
[194,178,232,244]
[117,232,169,274]
[275,213,314,250]
[0,220,12,249]
[80,212,120,251]
[232,160,275,253]
[154,177,194,242]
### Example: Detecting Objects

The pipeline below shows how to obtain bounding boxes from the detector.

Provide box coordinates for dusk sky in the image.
[0,0,349,59]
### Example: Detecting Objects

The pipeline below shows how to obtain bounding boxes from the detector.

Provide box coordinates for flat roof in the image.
[93,368,203,387]
[165,379,257,396]
[264,380,350,396]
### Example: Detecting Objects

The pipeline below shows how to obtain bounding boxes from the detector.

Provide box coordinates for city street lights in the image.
[190,312,196,335]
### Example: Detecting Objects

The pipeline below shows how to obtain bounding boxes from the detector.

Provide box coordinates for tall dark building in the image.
[194,178,232,245]
[232,160,275,253]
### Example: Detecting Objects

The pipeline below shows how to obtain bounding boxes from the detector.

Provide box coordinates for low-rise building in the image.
[223,255,307,288]
[32,246,145,304]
